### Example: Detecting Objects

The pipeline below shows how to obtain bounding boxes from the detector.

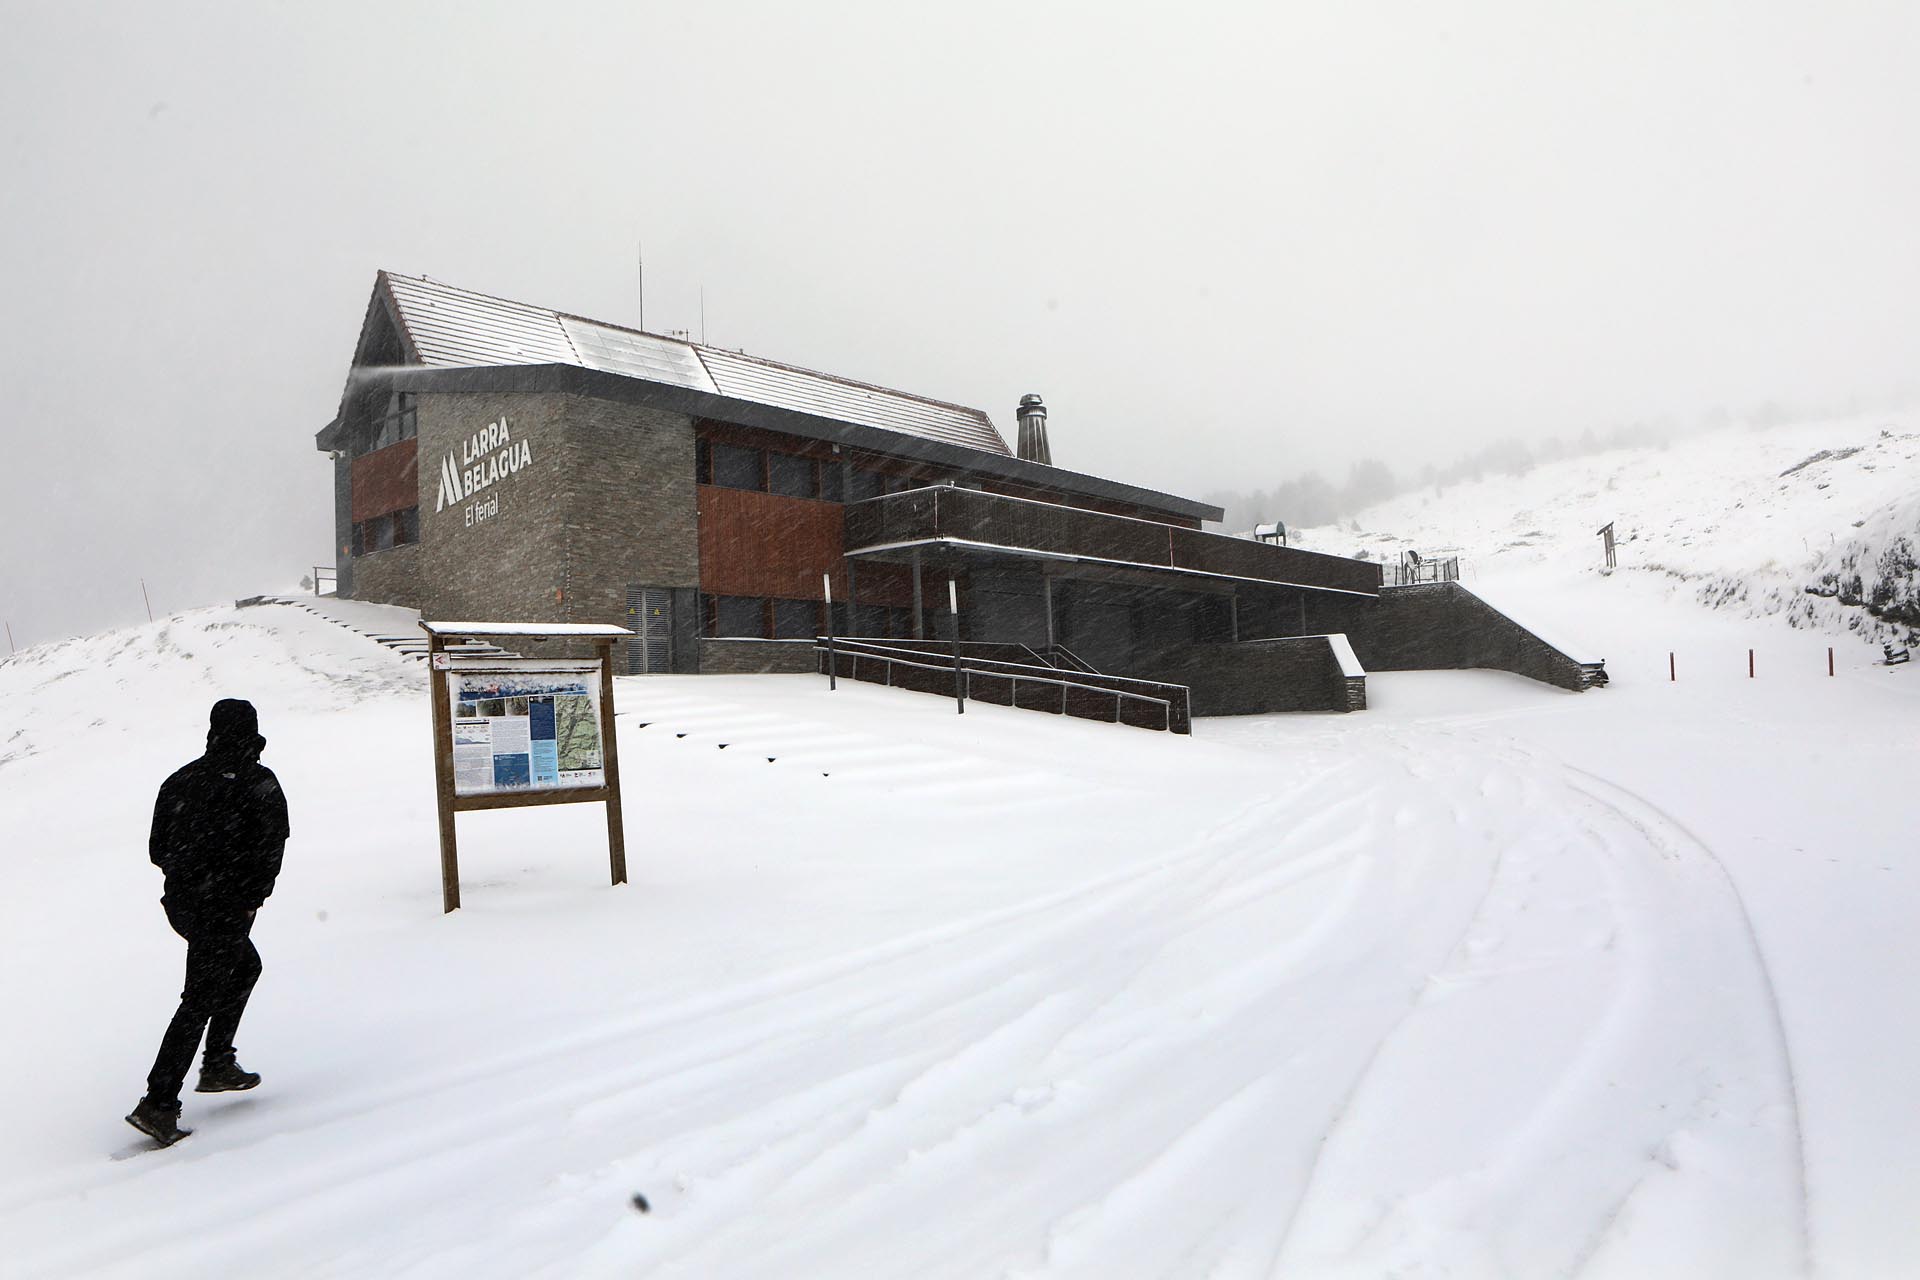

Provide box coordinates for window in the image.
[848,467,886,502]
[767,452,817,498]
[711,595,768,637]
[710,443,763,491]
[354,392,417,458]
[819,462,845,503]
[350,507,420,556]
[772,599,819,639]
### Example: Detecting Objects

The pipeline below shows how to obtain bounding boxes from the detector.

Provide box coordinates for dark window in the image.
[767,452,816,499]
[772,598,819,639]
[695,439,711,484]
[350,507,419,556]
[819,462,845,503]
[711,443,764,491]
[355,392,417,458]
[849,467,885,502]
[712,595,768,637]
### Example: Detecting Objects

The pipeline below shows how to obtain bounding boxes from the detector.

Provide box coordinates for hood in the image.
[205,698,265,764]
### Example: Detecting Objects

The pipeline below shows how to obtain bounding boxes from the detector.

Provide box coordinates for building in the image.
[317,272,1604,714]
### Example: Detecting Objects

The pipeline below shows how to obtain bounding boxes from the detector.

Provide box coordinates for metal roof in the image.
[378,272,1010,456]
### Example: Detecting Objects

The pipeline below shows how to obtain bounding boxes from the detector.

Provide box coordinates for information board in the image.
[448,666,603,796]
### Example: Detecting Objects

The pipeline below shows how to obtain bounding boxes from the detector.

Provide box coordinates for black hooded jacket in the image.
[149,699,291,921]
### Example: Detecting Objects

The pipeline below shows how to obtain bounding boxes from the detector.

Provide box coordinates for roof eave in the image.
[349,363,1221,522]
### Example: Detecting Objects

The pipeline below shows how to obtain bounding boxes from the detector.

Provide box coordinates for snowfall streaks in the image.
[0,592,1888,1277]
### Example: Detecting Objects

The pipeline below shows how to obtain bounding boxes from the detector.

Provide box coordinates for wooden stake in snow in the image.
[1749,649,1755,679]
[1670,652,1675,682]
[140,579,154,624]
[4,621,13,655]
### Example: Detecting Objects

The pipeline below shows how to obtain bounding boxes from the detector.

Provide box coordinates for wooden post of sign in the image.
[427,631,462,913]
[596,637,628,887]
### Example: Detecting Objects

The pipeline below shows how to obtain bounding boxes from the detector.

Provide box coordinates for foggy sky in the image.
[4,1,1917,648]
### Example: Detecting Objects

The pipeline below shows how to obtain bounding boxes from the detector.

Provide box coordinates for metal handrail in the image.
[816,638,1174,732]
[822,637,1166,697]
[1047,644,1098,674]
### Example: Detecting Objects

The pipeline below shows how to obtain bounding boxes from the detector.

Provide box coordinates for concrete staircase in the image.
[240,595,520,664]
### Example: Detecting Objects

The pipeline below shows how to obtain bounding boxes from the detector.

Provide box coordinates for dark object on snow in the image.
[1885,643,1911,665]
[631,1192,651,1214]
[125,1096,192,1147]
[132,699,290,1122]
[196,1059,262,1093]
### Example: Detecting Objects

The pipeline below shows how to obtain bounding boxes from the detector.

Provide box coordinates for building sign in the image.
[435,415,535,525]
[448,666,603,795]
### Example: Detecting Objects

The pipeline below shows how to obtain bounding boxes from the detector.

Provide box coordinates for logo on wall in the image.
[436,416,534,527]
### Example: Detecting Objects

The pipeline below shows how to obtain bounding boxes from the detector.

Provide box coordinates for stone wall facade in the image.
[1148,635,1360,715]
[1306,582,1603,692]
[341,390,701,666]
[699,638,818,674]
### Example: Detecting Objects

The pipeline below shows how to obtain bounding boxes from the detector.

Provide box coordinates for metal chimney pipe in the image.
[1015,393,1052,465]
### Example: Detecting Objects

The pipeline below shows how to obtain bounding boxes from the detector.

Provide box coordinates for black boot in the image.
[126,1096,192,1146]
[195,1054,261,1094]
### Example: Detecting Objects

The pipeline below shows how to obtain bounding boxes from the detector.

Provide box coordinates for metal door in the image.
[626,586,673,674]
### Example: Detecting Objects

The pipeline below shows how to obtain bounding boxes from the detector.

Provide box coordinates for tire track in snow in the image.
[13,765,1358,1278]
[1267,739,1811,1279]
[1561,767,1814,1279]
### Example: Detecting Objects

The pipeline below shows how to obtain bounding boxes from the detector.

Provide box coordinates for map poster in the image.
[448,668,604,796]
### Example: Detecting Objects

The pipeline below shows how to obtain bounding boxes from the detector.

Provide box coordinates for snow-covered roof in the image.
[419,621,635,639]
[379,273,1012,458]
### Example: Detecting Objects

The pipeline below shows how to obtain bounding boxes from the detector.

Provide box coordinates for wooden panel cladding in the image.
[350,438,419,521]
[698,484,847,600]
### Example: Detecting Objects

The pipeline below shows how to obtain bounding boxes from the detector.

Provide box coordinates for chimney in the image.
[1015,393,1052,465]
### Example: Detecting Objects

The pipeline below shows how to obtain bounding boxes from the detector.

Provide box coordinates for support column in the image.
[1043,575,1055,650]
[911,549,925,639]
[1230,595,1240,643]
[845,558,858,634]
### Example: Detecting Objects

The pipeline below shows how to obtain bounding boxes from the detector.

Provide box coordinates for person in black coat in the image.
[126,698,291,1146]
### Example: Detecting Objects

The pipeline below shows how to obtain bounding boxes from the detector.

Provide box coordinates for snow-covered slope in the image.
[1298,416,1920,648]
[1,565,1915,1275]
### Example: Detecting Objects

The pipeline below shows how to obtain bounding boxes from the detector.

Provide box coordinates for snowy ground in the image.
[1,579,1913,1278]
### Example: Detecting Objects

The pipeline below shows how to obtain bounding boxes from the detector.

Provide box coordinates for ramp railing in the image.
[815,637,1191,734]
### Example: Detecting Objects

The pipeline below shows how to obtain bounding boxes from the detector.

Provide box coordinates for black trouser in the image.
[145,897,261,1105]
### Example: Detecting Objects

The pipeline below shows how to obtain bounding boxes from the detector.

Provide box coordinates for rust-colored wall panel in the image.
[350,439,418,521]
[698,485,846,599]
